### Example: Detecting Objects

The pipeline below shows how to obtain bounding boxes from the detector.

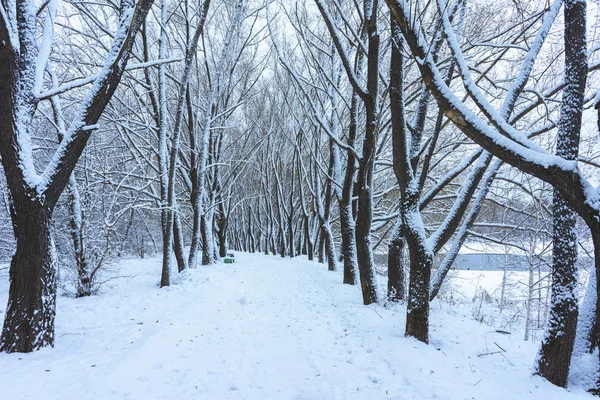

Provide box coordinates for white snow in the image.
[0,253,594,399]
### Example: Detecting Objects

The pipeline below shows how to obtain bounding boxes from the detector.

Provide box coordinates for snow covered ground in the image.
[0,253,594,399]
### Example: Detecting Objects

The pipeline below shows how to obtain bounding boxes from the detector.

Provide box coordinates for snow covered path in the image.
[0,253,593,399]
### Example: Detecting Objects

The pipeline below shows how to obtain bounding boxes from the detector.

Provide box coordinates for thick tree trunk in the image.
[1,201,57,352]
[535,191,579,386]
[403,222,433,343]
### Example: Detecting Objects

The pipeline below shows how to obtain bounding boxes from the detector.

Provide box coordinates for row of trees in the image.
[0,0,598,393]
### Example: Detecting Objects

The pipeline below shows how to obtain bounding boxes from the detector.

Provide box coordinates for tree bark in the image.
[305,215,314,261]
[403,220,433,343]
[217,202,228,258]
[173,213,187,272]
[1,200,56,352]
[387,221,405,302]
[201,212,213,265]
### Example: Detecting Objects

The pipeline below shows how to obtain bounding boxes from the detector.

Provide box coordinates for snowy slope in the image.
[0,253,593,400]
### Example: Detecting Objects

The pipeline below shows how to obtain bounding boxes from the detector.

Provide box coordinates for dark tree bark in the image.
[264,214,270,256]
[387,18,407,303]
[1,200,56,352]
[387,227,405,302]
[403,224,433,343]
[217,201,228,258]
[304,215,314,261]
[201,213,212,265]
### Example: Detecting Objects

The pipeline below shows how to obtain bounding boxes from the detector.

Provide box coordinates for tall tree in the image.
[535,0,587,387]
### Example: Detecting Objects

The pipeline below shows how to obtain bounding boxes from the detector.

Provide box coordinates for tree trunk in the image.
[340,91,359,285]
[68,180,92,298]
[318,230,325,263]
[535,191,579,386]
[160,218,171,286]
[305,215,314,261]
[387,219,405,302]
[1,201,56,352]
[340,201,357,284]
[217,203,228,258]
[589,233,600,361]
[173,213,187,272]
[354,132,378,302]
[288,213,294,258]
[404,221,433,343]
[188,152,201,267]
[219,230,227,257]
[201,212,212,265]
[353,0,379,306]
[264,218,270,255]
[322,222,337,271]
[389,16,430,341]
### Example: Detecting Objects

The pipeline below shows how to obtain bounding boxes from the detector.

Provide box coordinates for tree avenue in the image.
[0,0,599,395]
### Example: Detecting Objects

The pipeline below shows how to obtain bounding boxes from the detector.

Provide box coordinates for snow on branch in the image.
[37,0,155,203]
[38,58,183,101]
